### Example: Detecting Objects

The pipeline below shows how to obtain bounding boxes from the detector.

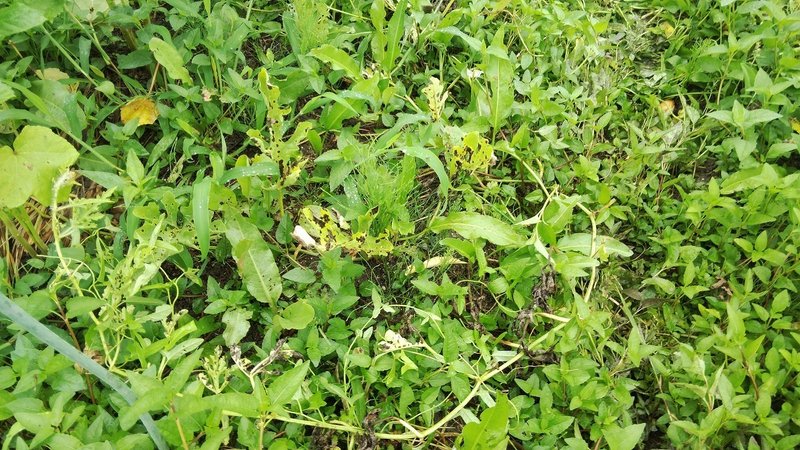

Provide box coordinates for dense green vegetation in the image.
[1,0,799,448]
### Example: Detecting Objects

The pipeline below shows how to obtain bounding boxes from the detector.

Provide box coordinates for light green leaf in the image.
[232,239,282,306]
[383,0,406,71]
[277,301,315,330]
[219,161,279,184]
[165,349,203,393]
[745,109,782,126]
[66,296,105,319]
[707,110,733,125]
[222,308,253,346]
[720,164,780,193]
[267,362,310,411]
[0,80,14,103]
[149,37,192,84]
[557,233,633,259]
[192,178,212,258]
[283,267,316,284]
[402,146,450,196]
[309,45,362,80]
[459,394,510,450]
[431,212,525,247]
[484,31,514,132]
[602,423,645,450]
[434,27,482,52]
[0,0,64,39]
[0,126,79,208]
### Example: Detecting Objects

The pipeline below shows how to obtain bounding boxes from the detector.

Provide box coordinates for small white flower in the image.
[202,87,213,102]
[466,68,483,80]
[292,225,317,248]
[489,151,498,166]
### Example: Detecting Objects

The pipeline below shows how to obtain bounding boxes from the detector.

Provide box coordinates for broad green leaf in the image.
[0,0,64,39]
[66,296,105,319]
[219,161,279,184]
[309,45,362,80]
[459,394,510,450]
[430,212,525,247]
[225,215,263,248]
[149,37,192,84]
[221,308,253,346]
[277,301,315,330]
[283,267,316,284]
[192,178,212,258]
[165,349,203,393]
[434,27,482,52]
[119,386,171,430]
[187,392,260,417]
[745,108,782,126]
[706,110,733,125]
[267,361,310,411]
[0,126,79,208]
[71,0,109,21]
[720,164,779,193]
[557,233,633,259]
[402,146,450,196]
[0,80,14,103]
[602,423,645,450]
[232,238,282,306]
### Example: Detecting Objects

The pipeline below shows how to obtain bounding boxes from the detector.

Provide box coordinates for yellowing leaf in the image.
[35,68,68,81]
[659,22,675,38]
[35,68,78,92]
[791,118,800,134]
[658,99,675,115]
[121,97,159,126]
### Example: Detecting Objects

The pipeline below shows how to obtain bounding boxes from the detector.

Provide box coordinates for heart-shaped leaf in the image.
[0,126,79,208]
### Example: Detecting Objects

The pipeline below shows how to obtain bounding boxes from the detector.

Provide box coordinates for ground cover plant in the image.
[1,0,799,448]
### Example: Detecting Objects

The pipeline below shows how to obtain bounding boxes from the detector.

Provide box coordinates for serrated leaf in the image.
[430,212,525,247]
[120,97,159,126]
[0,126,79,208]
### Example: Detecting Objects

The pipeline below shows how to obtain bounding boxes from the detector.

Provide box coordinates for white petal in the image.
[292,225,317,248]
